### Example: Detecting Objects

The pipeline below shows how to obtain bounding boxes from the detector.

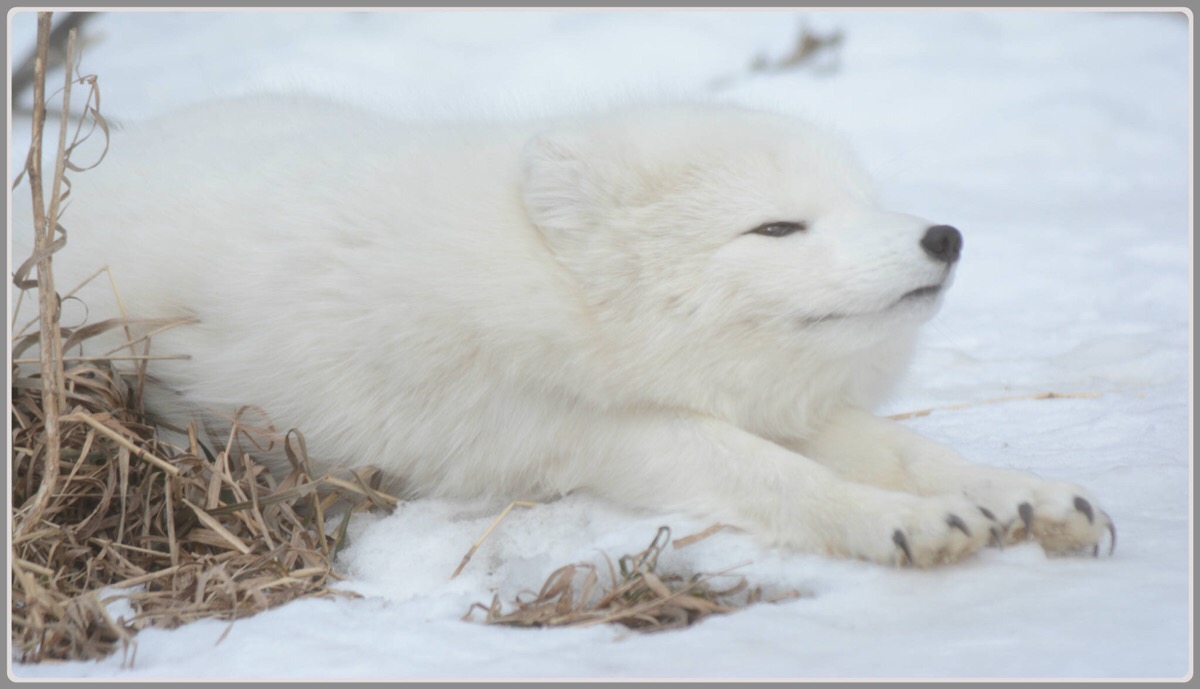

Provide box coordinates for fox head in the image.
[520,105,960,354]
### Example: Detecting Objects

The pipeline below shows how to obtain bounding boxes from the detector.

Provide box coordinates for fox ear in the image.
[519,133,598,239]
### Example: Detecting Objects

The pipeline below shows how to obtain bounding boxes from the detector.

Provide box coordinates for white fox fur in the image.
[11,95,1113,566]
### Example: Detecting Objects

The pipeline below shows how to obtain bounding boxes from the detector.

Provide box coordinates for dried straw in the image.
[11,333,402,664]
[450,500,538,579]
[887,391,1103,422]
[465,527,806,633]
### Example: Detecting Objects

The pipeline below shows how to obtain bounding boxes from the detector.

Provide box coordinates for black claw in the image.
[946,514,971,537]
[1103,512,1117,556]
[1073,496,1095,525]
[1017,502,1034,539]
[978,506,997,522]
[989,526,1004,549]
[893,529,914,565]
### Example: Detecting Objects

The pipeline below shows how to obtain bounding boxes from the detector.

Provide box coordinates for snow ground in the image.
[7,9,1192,681]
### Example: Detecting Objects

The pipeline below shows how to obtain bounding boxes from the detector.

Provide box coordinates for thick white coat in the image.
[12,96,1112,565]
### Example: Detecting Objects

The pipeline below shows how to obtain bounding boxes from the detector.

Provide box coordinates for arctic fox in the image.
[13,95,1113,566]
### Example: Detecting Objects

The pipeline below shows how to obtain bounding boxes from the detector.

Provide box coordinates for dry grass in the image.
[10,13,399,665]
[749,22,844,75]
[450,500,538,580]
[709,21,845,91]
[887,391,1104,422]
[11,373,397,664]
[465,526,806,633]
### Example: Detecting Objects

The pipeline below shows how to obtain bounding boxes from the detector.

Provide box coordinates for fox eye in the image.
[746,221,807,237]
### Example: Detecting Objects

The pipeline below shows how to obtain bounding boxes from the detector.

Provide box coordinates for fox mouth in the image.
[798,281,946,325]
[894,283,943,305]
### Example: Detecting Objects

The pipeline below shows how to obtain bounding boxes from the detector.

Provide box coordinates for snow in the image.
[7,8,1191,681]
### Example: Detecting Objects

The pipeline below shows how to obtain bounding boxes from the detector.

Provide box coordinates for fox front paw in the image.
[833,491,996,568]
[970,480,1115,557]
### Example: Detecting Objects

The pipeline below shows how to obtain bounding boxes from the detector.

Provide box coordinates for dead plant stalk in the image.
[18,14,74,539]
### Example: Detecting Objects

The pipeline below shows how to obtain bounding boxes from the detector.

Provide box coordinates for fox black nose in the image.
[921,225,962,264]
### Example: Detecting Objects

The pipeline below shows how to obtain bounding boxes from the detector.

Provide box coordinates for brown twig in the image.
[887,391,1103,421]
[10,12,95,103]
[59,411,182,476]
[17,12,66,540]
[450,500,538,579]
[672,523,730,549]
